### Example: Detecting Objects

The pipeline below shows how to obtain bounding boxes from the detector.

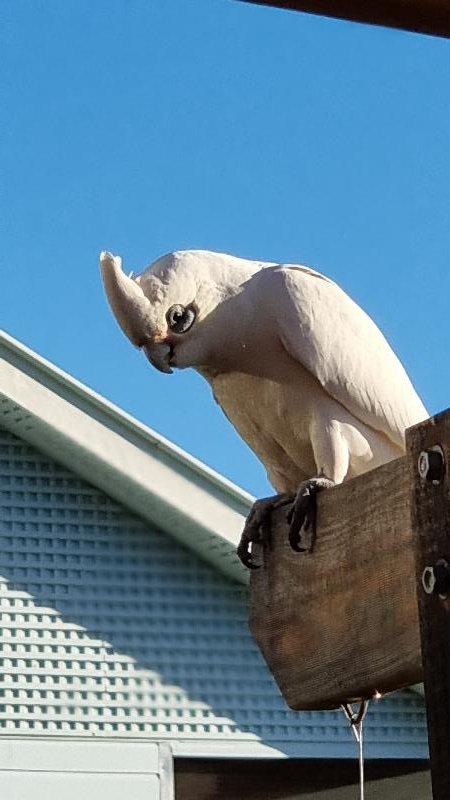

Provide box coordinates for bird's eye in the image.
[166,304,196,334]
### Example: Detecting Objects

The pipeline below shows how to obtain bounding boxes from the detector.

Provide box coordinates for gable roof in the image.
[0,329,426,729]
[0,421,428,760]
[0,330,252,584]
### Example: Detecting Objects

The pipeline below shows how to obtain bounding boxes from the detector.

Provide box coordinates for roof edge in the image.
[0,330,252,584]
[0,331,254,504]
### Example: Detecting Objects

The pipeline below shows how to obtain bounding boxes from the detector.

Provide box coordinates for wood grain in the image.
[249,455,422,710]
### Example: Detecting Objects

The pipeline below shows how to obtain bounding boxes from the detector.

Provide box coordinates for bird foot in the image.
[237,493,294,569]
[287,476,335,553]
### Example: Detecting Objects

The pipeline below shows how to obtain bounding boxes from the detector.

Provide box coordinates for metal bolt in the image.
[418,446,445,483]
[422,566,437,594]
[422,559,450,597]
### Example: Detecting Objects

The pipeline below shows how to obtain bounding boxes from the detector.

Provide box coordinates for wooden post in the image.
[249,409,450,798]
[249,455,423,710]
[406,410,450,800]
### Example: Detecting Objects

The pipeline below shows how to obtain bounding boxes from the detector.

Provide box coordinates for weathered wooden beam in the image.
[238,0,450,38]
[406,411,450,800]
[249,453,422,710]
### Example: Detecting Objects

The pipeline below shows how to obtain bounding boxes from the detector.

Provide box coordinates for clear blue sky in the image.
[2,0,450,496]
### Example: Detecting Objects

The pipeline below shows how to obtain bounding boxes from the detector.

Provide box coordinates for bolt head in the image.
[418,452,430,480]
[422,566,436,594]
[422,560,450,598]
[418,446,445,483]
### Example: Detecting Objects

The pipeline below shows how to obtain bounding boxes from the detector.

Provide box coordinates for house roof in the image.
[0,329,425,736]
[0,330,252,584]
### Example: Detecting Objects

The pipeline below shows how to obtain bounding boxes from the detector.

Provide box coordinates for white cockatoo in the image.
[100,249,427,567]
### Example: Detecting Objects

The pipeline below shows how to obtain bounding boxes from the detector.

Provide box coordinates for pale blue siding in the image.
[0,426,428,759]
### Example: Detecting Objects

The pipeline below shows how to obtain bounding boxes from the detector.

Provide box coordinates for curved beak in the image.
[100,251,153,347]
[143,342,173,374]
[100,251,174,375]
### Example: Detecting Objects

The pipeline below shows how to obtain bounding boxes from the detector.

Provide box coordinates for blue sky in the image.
[2,0,450,496]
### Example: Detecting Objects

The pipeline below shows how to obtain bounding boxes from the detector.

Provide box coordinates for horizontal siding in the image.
[0,426,429,759]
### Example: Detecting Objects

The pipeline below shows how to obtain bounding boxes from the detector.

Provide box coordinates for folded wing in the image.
[272,265,427,449]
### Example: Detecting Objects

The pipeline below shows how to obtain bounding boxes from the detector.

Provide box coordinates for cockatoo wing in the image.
[272,265,427,448]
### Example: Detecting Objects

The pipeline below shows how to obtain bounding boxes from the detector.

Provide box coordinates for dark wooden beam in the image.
[249,410,450,717]
[175,758,431,800]
[249,408,450,800]
[249,454,422,711]
[238,0,450,38]
[406,412,450,800]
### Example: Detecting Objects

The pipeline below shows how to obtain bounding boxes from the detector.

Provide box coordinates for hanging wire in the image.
[341,699,369,800]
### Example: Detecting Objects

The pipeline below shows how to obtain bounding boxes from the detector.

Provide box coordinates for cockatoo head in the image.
[100,249,255,374]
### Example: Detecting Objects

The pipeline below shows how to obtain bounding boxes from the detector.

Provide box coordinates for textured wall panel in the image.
[0,426,429,758]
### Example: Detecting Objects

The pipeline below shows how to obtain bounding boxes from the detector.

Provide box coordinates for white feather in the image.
[101,249,427,492]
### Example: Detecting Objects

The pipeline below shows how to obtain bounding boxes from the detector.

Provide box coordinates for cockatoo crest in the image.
[100,249,266,374]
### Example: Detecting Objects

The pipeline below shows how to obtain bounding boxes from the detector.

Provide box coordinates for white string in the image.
[341,700,369,800]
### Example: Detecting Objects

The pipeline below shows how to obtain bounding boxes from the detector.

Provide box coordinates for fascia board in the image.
[0,331,252,584]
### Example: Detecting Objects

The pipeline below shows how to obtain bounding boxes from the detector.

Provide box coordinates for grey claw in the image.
[237,493,293,569]
[289,528,308,552]
[288,476,334,554]
[237,540,260,569]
